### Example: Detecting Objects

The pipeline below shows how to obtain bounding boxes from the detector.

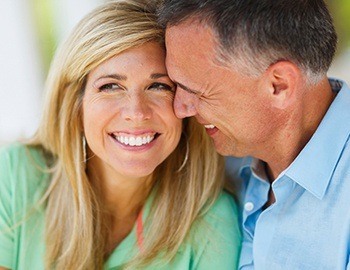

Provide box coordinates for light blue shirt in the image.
[238,79,350,270]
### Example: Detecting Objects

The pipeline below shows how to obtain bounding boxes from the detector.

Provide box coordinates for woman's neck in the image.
[104,175,152,219]
[88,157,153,217]
[87,156,154,252]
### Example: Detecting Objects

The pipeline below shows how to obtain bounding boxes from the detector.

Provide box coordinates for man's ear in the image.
[265,61,301,109]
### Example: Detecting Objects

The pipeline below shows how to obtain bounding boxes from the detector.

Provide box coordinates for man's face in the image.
[165,20,276,157]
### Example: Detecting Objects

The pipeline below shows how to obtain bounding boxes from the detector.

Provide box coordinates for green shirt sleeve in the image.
[192,192,242,270]
[0,145,16,268]
[0,144,48,270]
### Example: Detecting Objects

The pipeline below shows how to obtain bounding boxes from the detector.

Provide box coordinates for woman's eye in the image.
[149,83,174,92]
[98,83,121,92]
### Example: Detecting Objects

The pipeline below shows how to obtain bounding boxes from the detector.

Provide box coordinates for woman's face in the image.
[83,42,182,179]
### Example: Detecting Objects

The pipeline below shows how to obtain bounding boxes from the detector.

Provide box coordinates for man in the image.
[158,0,350,269]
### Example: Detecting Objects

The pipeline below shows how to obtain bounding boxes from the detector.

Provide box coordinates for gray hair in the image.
[158,0,338,84]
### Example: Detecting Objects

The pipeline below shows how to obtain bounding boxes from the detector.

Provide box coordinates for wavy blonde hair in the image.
[30,0,225,269]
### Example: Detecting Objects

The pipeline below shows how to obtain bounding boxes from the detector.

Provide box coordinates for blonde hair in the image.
[30,0,224,269]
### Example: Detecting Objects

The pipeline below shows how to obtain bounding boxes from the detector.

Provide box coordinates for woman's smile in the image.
[83,42,182,178]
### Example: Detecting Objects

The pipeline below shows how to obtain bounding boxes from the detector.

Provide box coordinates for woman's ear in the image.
[265,61,302,110]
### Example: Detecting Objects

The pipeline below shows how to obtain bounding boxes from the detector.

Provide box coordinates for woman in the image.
[0,0,241,269]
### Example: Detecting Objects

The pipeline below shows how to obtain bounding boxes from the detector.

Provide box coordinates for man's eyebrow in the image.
[174,81,201,95]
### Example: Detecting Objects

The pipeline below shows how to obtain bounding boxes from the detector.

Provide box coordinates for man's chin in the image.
[213,140,244,157]
[213,143,234,157]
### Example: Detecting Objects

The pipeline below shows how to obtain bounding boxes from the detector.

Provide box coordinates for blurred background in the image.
[0,0,349,145]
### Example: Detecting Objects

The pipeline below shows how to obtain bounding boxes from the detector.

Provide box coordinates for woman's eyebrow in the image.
[150,73,168,79]
[97,74,127,81]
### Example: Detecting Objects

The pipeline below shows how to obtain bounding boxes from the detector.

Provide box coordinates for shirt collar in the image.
[285,78,350,199]
[239,156,253,180]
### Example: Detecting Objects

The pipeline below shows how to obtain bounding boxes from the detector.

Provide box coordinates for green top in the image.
[0,144,241,269]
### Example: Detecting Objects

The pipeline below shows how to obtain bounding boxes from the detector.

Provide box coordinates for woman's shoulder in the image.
[198,191,241,247]
[190,190,241,244]
[0,143,29,176]
[205,191,239,223]
[0,142,50,196]
[0,142,45,163]
[0,142,25,157]
[0,143,48,269]
[0,142,49,172]
[184,191,241,269]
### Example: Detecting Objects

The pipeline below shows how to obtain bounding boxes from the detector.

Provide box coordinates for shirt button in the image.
[244,202,254,212]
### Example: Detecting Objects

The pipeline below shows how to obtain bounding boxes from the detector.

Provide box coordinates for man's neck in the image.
[263,77,335,181]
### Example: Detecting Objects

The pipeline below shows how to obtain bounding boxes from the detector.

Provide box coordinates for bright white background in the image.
[0,0,102,145]
[0,1,349,145]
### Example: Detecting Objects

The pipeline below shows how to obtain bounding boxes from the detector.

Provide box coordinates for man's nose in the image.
[173,89,197,119]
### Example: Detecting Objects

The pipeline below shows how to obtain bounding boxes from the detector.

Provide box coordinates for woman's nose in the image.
[123,94,152,122]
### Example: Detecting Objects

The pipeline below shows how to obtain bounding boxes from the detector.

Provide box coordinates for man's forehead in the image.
[165,24,217,62]
[164,19,222,92]
[166,18,213,40]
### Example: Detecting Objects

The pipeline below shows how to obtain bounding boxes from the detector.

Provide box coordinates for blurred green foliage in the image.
[30,0,349,74]
[31,0,57,74]
[326,0,350,54]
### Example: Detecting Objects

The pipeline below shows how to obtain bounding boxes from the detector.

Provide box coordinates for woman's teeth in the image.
[204,124,215,129]
[115,134,155,146]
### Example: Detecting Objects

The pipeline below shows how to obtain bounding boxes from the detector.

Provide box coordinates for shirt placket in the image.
[240,172,270,269]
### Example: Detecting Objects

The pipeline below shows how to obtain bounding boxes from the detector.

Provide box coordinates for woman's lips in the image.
[108,131,160,149]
